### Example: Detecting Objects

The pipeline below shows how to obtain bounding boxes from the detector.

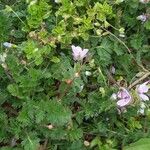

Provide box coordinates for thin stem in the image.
[101,26,131,53]
[6,5,26,25]
[100,27,149,72]
[128,72,150,89]
[98,67,107,86]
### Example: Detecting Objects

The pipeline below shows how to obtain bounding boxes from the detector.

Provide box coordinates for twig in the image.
[100,27,149,72]
[97,67,107,86]
[128,72,150,89]
[43,139,48,150]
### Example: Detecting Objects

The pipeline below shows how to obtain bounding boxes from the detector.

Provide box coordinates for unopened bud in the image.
[75,72,80,77]
[65,79,73,84]
[85,71,92,76]
[111,93,117,100]
[3,42,13,48]
[84,141,90,147]
[47,124,53,130]
[2,63,8,69]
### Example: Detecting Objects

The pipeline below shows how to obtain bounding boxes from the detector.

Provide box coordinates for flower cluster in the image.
[137,14,147,22]
[112,81,149,108]
[112,88,132,107]
[71,45,89,61]
[137,81,150,101]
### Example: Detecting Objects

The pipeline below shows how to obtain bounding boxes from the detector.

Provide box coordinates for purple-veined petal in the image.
[137,82,149,94]
[80,49,88,59]
[71,45,81,60]
[139,93,149,101]
[117,98,131,107]
[117,88,130,99]
[71,45,82,54]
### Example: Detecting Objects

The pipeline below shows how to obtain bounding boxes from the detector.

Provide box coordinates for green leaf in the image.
[144,21,150,30]
[27,0,51,28]
[21,134,40,150]
[124,138,150,150]
[130,35,142,50]
[0,11,11,42]
[96,37,113,66]
[45,100,72,126]
[7,84,20,97]
[51,56,60,63]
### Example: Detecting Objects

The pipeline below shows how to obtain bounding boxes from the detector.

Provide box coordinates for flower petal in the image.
[139,94,149,101]
[137,83,149,93]
[117,98,131,107]
[117,88,130,99]
[71,45,81,54]
[71,45,81,60]
[80,49,88,59]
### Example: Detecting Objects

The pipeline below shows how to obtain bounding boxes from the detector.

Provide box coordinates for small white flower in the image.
[55,0,60,3]
[119,34,125,38]
[138,102,146,115]
[137,15,147,22]
[3,42,13,48]
[85,71,92,76]
[71,45,89,61]
[111,93,117,100]
[140,102,146,109]
[110,66,116,74]
[79,85,84,92]
[138,108,145,114]
[84,141,90,147]
[29,0,37,6]
[34,48,38,52]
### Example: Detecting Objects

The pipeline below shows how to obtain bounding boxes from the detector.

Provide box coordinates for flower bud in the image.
[65,79,73,84]
[3,42,13,48]
[75,72,80,77]
[84,141,90,147]
[111,93,117,100]
[47,124,53,130]
[137,15,147,22]
[85,71,92,76]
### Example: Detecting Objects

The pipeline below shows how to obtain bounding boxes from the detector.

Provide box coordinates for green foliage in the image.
[124,138,150,150]
[0,0,150,149]
[0,11,11,43]
[26,0,51,29]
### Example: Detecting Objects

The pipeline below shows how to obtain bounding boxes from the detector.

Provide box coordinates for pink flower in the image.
[139,0,149,4]
[137,81,149,101]
[116,88,132,107]
[71,45,88,61]
[111,88,132,107]
[137,15,147,22]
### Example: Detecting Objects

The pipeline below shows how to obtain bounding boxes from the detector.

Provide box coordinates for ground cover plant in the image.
[0,0,150,149]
